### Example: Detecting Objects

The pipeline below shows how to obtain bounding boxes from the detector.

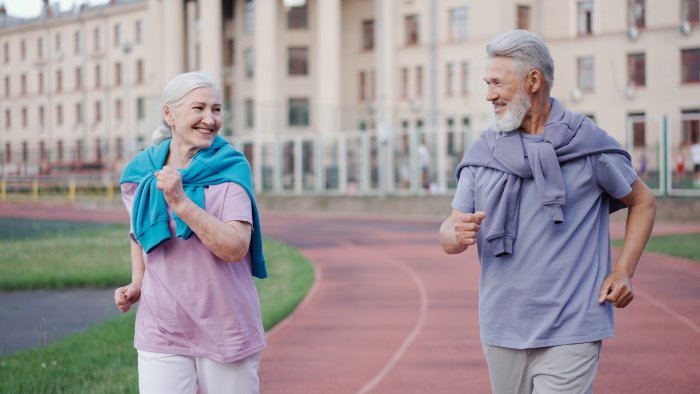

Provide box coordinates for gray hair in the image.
[152,72,222,145]
[486,30,554,90]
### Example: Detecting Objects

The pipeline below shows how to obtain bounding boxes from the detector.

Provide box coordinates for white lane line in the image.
[636,287,700,336]
[356,249,429,394]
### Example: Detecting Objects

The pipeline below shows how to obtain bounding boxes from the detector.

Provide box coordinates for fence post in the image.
[106,183,114,201]
[68,178,77,202]
[661,115,668,196]
[0,180,6,201]
[32,179,39,201]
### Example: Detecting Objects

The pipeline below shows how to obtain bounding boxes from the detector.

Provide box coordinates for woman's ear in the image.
[163,104,174,127]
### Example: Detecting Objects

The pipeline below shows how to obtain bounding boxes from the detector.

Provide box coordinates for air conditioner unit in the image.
[627,25,639,40]
[680,20,692,36]
[283,0,306,8]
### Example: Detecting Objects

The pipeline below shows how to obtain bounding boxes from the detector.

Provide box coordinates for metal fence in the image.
[1,114,699,200]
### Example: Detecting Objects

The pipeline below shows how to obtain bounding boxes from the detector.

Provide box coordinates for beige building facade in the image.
[0,0,699,193]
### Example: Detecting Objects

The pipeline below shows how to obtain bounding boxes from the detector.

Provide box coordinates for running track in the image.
[1,202,699,393]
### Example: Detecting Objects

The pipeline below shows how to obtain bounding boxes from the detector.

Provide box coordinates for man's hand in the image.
[454,211,486,246]
[155,166,187,208]
[114,283,142,313]
[441,209,486,254]
[598,267,634,308]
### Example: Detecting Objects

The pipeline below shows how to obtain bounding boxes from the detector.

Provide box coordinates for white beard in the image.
[487,86,532,132]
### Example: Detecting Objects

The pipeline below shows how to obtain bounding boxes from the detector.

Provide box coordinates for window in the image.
[225,39,235,66]
[38,72,44,93]
[94,101,102,123]
[115,137,123,159]
[681,48,700,83]
[115,62,122,85]
[4,109,10,128]
[449,7,468,42]
[415,65,423,97]
[37,37,44,59]
[94,27,102,52]
[245,99,254,128]
[289,98,310,126]
[95,138,102,160]
[20,40,26,60]
[445,63,454,96]
[577,0,594,36]
[4,142,10,162]
[75,67,83,90]
[74,30,82,54]
[629,0,645,28]
[362,20,374,50]
[115,99,123,120]
[287,5,308,29]
[369,70,375,100]
[628,53,646,87]
[401,67,409,99]
[22,142,28,162]
[628,113,646,147]
[76,102,83,124]
[681,109,700,144]
[21,107,27,127]
[3,76,9,97]
[56,69,63,92]
[223,1,235,20]
[244,48,254,79]
[359,71,366,101]
[577,56,595,91]
[114,24,121,47]
[39,106,45,127]
[56,104,63,126]
[682,0,699,23]
[405,15,419,45]
[517,5,531,30]
[136,59,144,84]
[136,20,144,44]
[55,33,62,54]
[245,0,254,34]
[55,140,64,161]
[40,141,47,161]
[288,47,308,76]
[461,61,470,95]
[76,139,83,161]
[3,42,8,63]
[95,64,101,87]
[21,74,26,95]
[136,97,145,119]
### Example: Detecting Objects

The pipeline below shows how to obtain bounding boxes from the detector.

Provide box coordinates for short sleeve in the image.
[221,182,253,225]
[593,153,638,199]
[120,182,138,239]
[452,166,476,213]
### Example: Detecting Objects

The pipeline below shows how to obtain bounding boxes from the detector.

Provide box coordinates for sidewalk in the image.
[1,203,699,393]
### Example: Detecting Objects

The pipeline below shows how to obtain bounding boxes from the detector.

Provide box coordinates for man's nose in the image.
[486,88,498,102]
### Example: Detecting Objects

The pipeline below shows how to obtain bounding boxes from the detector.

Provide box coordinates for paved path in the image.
[1,202,699,393]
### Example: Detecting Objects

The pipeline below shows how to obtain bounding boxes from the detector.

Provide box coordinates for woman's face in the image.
[165,87,222,151]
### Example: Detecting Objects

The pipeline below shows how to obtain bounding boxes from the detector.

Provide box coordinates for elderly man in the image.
[440,30,656,393]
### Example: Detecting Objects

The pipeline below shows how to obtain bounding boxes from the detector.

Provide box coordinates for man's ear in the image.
[527,70,543,93]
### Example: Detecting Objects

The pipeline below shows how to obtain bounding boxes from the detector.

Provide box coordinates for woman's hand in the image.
[155,166,188,208]
[114,283,142,313]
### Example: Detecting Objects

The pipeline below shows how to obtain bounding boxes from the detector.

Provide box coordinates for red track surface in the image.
[1,202,699,393]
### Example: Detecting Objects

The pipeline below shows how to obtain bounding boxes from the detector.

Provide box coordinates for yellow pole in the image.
[106,183,114,200]
[32,179,39,201]
[1,180,6,201]
[68,179,76,202]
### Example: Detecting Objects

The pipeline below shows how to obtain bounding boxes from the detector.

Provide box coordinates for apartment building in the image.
[0,0,698,184]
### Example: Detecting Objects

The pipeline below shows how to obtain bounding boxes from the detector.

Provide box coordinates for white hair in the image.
[486,29,554,90]
[151,72,222,145]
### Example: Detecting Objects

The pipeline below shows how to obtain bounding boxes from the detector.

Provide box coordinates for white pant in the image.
[137,350,261,394]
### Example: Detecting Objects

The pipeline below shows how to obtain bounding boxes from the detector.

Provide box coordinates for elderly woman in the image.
[114,72,266,393]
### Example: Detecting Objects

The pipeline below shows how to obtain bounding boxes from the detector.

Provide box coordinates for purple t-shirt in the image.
[453,134,638,349]
[122,182,266,363]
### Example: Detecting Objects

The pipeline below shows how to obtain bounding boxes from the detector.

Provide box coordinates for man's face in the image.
[483,57,532,132]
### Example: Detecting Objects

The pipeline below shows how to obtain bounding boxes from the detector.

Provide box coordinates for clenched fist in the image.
[454,211,486,246]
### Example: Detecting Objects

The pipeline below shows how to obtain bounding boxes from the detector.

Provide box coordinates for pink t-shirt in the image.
[121,182,266,363]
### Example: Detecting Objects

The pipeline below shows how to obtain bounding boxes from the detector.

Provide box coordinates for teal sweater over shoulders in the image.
[120,135,267,279]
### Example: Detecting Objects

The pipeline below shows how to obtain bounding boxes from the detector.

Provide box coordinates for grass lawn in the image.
[612,232,700,262]
[0,219,314,393]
